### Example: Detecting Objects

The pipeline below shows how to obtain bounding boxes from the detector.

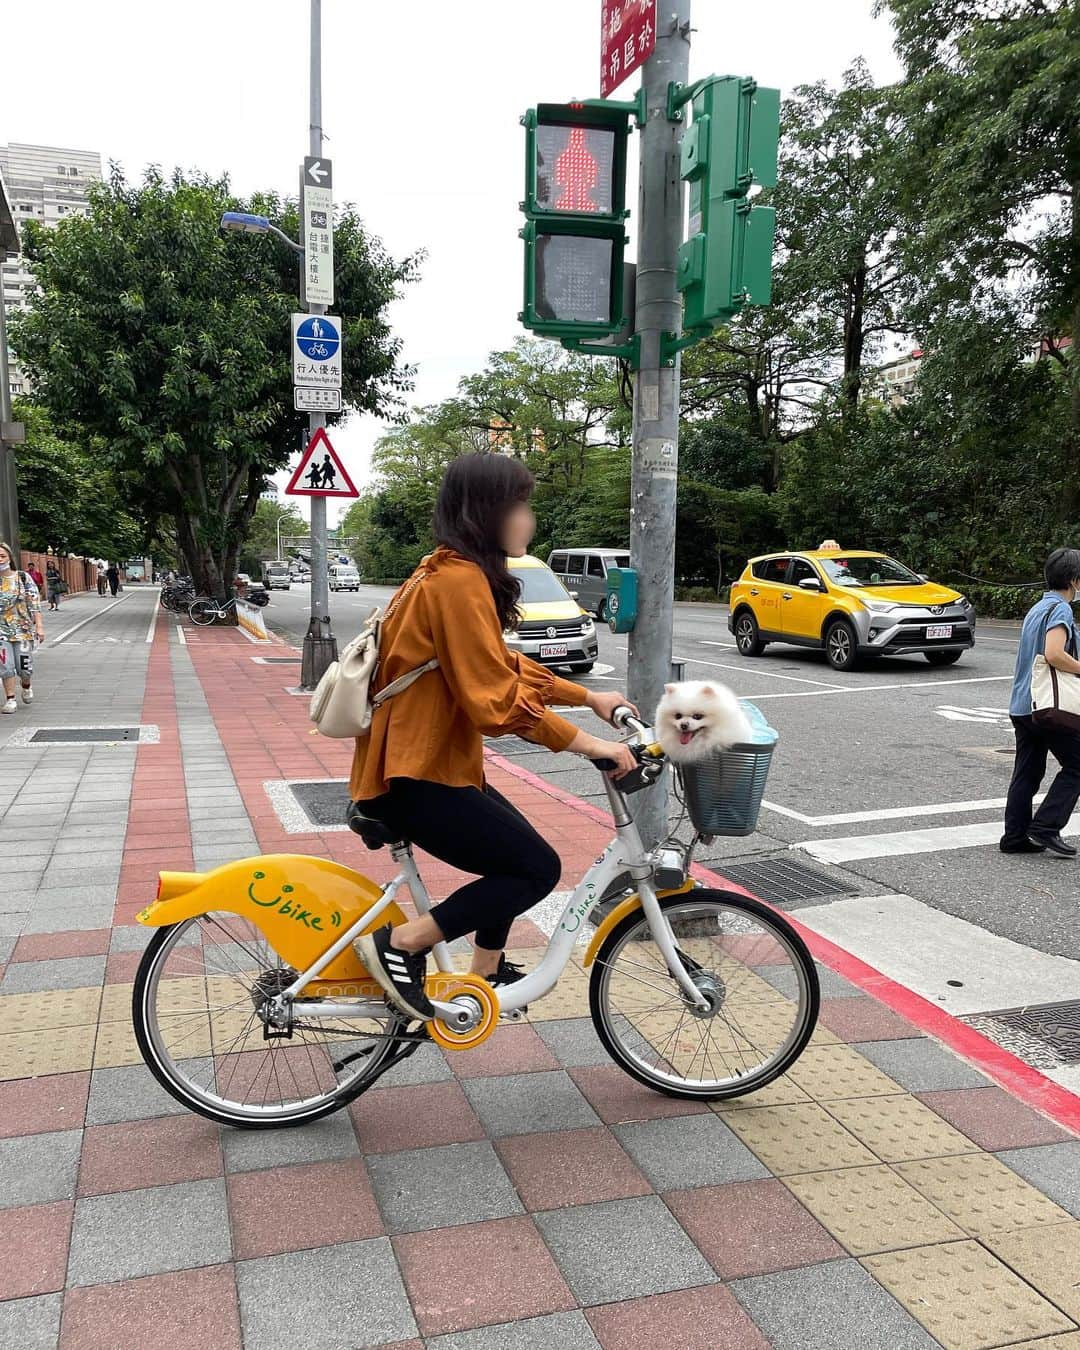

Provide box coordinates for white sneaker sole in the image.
[355,933,434,1022]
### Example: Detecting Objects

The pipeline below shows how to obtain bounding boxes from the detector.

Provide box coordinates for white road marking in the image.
[745,673,1014,701]
[143,594,160,643]
[935,705,1010,724]
[51,590,135,645]
[795,892,1080,1017]
[798,810,1080,863]
[675,655,842,690]
[699,640,738,650]
[761,793,1042,828]
[175,624,187,647]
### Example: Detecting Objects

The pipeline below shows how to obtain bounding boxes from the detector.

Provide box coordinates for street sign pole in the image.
[626,1,691,848]
[301,0,336,691]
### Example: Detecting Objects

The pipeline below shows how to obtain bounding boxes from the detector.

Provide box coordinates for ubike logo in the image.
[560,880,598,934]
[246,870,342,931]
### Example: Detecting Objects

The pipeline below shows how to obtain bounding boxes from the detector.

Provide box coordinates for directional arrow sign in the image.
[300,156,334,306]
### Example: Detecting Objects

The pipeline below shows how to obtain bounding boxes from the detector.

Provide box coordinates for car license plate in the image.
[540,643,568,659]
[926,625,953,639]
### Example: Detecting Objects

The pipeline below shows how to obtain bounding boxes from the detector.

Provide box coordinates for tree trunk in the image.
[1065,179,1080,522]
[843,261,867,409]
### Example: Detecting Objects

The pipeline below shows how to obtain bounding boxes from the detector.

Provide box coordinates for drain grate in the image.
[713,856,859,905]
[30,727,140,744]
[963,999,1080,1068]
[254,657,301,664]
[263,778,351,833]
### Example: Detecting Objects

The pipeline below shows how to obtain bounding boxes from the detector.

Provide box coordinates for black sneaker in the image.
[356,925,435,1021]
[1000,837,1046,854]
[489,954,528,1012]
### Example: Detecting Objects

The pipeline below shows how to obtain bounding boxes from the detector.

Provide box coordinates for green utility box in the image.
[606,566,638,634]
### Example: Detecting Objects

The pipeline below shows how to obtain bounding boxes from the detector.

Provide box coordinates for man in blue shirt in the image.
[1002,547,1080,856]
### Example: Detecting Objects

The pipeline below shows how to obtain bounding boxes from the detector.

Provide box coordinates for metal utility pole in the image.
[626,1,691,848]
[300,0,337,689]
[0,185,21,555]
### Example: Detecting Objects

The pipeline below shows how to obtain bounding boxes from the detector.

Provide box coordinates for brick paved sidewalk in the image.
[1,596,1079,1350]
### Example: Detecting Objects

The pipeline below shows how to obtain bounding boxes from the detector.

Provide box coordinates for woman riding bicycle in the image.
[354,453,637,1021]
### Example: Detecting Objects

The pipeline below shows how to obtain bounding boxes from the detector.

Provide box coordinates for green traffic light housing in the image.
[677,75,780,332]
[519,101,633,342]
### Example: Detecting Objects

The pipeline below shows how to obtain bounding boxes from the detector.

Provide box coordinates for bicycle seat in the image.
[346,801,407,850]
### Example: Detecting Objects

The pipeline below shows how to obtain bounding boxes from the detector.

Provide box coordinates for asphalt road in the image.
[263,580,1080,1092]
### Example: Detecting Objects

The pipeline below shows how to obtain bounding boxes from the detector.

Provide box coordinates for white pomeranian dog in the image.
[654,681,752,762]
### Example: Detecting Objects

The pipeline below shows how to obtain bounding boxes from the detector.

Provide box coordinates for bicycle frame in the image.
[280,771,709,1021]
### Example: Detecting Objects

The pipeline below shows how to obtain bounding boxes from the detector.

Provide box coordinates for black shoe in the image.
[1028,832,1078,858]
[489,954,528,1012]
[356,925,435,1021]
[1000,838,1046,854]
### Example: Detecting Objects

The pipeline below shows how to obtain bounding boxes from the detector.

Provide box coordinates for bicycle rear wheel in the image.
[589,888,819,1100]
[187,599,219,625]
[132,914,408,1127]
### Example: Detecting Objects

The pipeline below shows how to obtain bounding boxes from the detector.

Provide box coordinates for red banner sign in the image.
[600,0,656,98]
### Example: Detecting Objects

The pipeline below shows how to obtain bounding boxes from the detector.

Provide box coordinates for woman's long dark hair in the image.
[433,453,534,631]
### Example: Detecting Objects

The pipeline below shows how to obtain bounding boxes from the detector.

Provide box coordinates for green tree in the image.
[12,401,145,559]
[883,0,1080,512]
[237,498,306,573]
[12,167,418,598]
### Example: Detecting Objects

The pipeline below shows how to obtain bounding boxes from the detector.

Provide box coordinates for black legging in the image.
[1003,714,1080,844]
[361,777,561,950]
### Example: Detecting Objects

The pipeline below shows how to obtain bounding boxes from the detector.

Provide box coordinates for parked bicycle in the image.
[132,706,819,1128]
[160,578,196,613]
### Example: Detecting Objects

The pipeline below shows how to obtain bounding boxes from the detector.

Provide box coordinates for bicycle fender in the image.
[136,854,405,980]
[581,880,696,968]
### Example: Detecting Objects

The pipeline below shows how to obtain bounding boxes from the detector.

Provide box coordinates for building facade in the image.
[0,143,103,396]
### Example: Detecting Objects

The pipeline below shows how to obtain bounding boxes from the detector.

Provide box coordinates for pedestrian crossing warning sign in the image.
[284,427,359,498]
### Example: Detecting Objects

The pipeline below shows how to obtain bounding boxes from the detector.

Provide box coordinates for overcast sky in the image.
[2,1,902,523]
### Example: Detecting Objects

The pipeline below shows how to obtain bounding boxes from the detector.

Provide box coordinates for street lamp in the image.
[220,212,305,256]
[275,508,290,563]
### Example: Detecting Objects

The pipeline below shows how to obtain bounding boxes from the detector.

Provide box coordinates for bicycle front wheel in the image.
[187,599,219,625]
[589,888,819,1100]
[132,913,408,1128]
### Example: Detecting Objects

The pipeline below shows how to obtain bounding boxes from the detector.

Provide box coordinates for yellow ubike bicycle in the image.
[132,709,819,1129]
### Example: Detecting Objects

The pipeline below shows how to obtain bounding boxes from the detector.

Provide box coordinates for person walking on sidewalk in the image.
[45,563,63,611]
[27,561,44,593]
[105,562,120,597]
[0,541,44,713]
[1001,547,1080,858]
[96,560,108,596]
[351,453,638,1022]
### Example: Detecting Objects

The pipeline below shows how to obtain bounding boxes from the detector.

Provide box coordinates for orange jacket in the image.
[350,547,588,801]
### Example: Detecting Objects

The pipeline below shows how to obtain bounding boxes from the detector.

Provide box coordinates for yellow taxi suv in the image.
[728,548,976,672]
[505,554,599,674]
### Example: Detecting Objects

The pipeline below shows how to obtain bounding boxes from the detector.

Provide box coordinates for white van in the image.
[548,548,631,619]
[328,564,361,592]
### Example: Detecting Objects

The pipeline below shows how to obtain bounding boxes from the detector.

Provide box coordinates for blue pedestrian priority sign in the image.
[292,313,342,389]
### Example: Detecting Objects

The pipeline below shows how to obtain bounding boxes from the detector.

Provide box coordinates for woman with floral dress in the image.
[0,541,45,713]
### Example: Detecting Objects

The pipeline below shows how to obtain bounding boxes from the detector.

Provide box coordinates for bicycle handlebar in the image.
[612,705,648,735]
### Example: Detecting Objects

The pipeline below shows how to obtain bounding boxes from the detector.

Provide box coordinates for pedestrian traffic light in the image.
[519,102,631,340]
[677,76,780,332]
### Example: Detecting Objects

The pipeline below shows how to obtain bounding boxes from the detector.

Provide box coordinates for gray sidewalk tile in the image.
[426,1310,602,1350]
[0,1293,63,1350]
[0,1129,82,1207]
[222,1110,359,1173]
[67,1178,231,1286]
[730,1258,939,1349]
[0,936,15,963]
[86,1062,204,1124]
[761,964,864,1000]
[534,1018,613,1068]
[376,1042,454,1085]
[463,1071,601,1137]
[368,1140,524,1233]
[21,905,115,934]
[853,1038,990,1092]
[0,954,106,993]
[28,885,118,909]
[237,1238,418,1349]
[1,869,44,888]
[0,911,29,937]
[41,862,121,886]
[615,1114,770,1192]
[109,926,152,952]
[535,1194,716,1305]
[996,1142,1080,1217]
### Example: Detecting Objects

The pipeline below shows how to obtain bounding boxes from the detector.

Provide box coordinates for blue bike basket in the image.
[676,701,778,837]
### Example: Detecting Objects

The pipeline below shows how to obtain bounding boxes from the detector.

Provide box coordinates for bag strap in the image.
[383,565,430,623]
[372,657,440,707]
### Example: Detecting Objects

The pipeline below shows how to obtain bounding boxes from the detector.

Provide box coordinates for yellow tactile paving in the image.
[787,1043,905,1100]
[982,1223,1080,1321]
[783,1163,965,1255]
[823,1094,980,1164]
[92,1018,148,1068]
[713,1074,811,1112]
[1006,1337,1080,1349]
[862,1241,1077,1350]
[894,1153,1075,1238]
[0,986,102,1033]
[525,966,591,1021]
[719,1102,879,1175]
[0,1025,96,1079]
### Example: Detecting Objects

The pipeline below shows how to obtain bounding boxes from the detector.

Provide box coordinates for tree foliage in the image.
[13,166,418,596]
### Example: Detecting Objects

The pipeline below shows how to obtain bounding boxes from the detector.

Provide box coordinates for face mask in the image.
[0,560,10,572]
